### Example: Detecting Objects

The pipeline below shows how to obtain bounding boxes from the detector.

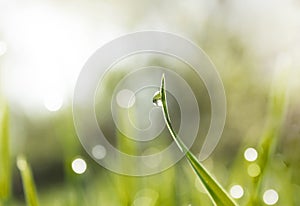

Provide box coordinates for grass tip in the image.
[17,155,28,172]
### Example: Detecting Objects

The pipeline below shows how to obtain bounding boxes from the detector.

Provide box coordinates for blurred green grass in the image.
[0,27,299,205]
[3,68,298,206]
[17,156,39,206]
[0,102,11,205]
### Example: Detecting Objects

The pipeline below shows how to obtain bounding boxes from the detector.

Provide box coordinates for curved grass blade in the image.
[159,74,237,206]
[17,155,40,206]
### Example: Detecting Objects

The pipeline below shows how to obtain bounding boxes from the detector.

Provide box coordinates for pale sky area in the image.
[0,0,299,112]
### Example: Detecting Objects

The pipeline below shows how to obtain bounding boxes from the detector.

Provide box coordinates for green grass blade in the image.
[159,74,237,206]
[0,103,11,202]
[17,155,40,206]
[249,69,289,205]
[259,68,289,168]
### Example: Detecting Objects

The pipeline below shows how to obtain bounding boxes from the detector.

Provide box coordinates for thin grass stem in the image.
[159,74,237,206]
[0,103,11,203]
[17,155,40,206]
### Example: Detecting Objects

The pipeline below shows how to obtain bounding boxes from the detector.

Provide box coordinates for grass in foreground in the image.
[155,74,237,206]
[0,103,11,205]
[17,155,40,206]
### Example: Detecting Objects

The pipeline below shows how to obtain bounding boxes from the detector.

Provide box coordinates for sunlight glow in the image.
[1,4,123,111]
[43,93,63,112]
[0,41,7,56]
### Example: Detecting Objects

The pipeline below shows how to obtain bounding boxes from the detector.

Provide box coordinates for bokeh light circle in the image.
[230,185,244,199]
[263,189,279,205]
[244,147,258,162]
[71,158,87,174]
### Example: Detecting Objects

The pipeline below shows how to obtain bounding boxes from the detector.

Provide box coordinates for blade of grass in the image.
[17,155,40,206]
[159,74,237,206]
[113,107,138,205]
[0,103,11,203]
[249,68,289,205]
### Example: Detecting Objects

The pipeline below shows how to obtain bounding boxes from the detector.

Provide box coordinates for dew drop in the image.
[152,91,162,107]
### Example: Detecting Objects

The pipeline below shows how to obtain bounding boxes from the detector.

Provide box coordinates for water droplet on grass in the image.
[152,91,162,107]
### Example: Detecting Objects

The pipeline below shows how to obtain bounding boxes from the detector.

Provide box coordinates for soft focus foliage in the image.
[0,0,299,205]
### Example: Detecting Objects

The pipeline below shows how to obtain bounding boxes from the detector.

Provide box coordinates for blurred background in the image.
[0,0,300,205]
